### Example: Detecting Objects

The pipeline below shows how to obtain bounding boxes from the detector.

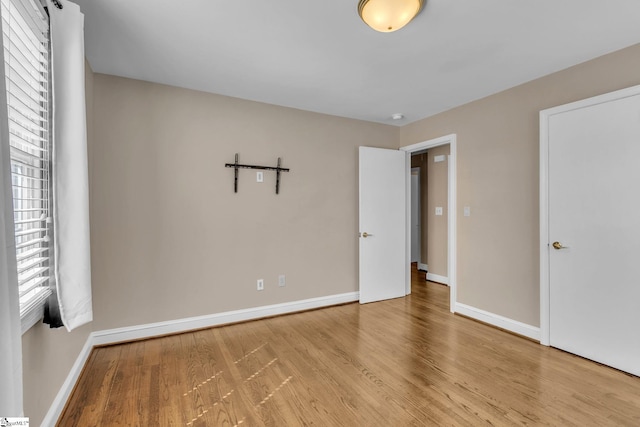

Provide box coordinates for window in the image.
[1,0,52,328]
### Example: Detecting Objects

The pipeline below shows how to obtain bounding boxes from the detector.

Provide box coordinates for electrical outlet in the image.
[278,275,286,287]
[257,171,264,182]
[257,279,264,291]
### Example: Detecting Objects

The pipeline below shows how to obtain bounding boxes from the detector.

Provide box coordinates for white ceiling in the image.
[71,0,640,125]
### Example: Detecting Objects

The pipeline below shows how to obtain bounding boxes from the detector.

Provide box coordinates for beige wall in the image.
[400,42,640,326]
[21,323,92,425]
[89,74,398,330]
[426,145,449,278]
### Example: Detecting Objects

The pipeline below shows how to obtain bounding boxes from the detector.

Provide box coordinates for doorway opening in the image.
[410,167,422,265]
[410,145,450,285]
[401,134,457,313]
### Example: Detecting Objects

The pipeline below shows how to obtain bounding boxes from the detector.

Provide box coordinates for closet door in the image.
[543,86,640,376]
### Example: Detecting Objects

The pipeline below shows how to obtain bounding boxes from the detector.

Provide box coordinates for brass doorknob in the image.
[552,241,568,250]
[362,232,373,238]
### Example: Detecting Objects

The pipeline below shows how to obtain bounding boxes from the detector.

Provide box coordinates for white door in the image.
[411,169,420,263]
[547,88,640,376]
[359,146,406,304]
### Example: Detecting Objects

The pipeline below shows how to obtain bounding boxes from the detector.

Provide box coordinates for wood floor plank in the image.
[58,265,640,426]
[59,346,116,427]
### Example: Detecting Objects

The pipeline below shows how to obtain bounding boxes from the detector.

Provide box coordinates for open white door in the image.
[542,85,640,376]
[359,146,406,304]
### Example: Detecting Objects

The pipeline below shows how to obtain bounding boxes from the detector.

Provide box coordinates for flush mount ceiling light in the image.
[358,0,425,33]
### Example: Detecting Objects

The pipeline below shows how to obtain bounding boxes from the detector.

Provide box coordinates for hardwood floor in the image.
[58,265,640,426]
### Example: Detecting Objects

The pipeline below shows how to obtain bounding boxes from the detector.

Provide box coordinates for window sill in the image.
[21,289,52,335]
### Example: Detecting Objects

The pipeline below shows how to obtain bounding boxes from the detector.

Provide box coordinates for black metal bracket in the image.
[225,153,290,194]
[52,0,63,9]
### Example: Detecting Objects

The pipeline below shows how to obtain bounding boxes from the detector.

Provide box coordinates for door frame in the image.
[539,83,640,346]
[400,134,457,313]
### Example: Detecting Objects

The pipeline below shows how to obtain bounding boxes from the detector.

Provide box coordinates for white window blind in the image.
[1,0,52,319]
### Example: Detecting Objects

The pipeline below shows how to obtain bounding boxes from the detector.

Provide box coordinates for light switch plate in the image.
[464,206,471,217]
[435,207,443,216]
[257,172,264,182]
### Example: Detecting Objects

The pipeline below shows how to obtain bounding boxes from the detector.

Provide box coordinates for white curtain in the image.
[48,0,92,331]
[0,11,23,415]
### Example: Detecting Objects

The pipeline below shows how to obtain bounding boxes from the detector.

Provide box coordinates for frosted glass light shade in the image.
[358,0,424,32]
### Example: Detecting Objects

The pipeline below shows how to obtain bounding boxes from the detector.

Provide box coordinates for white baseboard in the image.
[91,292,359,345]
[41,334,94,427]
[40,291,359,426]
[418,262,428,272]
[454,302,541,342]
[426,272,448,285]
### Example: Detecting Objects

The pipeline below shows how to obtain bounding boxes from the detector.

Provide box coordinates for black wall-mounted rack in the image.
[225,153,290,194]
